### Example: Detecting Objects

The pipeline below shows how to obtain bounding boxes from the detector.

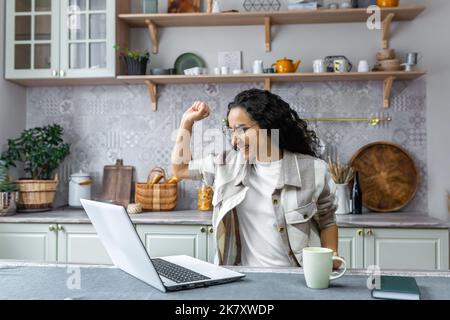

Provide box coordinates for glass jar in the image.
[198,183,213,211]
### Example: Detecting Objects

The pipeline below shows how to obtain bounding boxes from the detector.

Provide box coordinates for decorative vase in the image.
[123,56,149,75]
[335,184,351,215]
[0,192,19,216]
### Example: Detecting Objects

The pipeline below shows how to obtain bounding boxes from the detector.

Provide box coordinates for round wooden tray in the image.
[350,141,419,212]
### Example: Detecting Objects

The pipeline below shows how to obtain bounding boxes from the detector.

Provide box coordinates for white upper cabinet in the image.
[5,0,116,80]
[5,0,60,79]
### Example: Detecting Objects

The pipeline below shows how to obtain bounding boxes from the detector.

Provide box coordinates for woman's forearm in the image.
[320,225,339,253]
[171,118,194,180]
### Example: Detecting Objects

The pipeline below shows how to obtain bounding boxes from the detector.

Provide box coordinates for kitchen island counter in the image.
[0,208,448,229]
[0,261,449,300]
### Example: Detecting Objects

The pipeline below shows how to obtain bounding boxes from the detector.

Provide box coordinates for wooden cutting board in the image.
[350,142,419,212]
[101,159,134,207]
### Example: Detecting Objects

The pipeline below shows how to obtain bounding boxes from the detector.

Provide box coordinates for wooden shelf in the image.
[118,6,425,27]
[117,6,425,54]
[117,70,426,111]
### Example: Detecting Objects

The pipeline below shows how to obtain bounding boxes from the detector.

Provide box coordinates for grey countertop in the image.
[0,261,449,300]
[0,207,448,229]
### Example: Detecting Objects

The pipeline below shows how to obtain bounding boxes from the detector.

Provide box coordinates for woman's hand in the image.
[182,101,210,125]
[333,252,342,270]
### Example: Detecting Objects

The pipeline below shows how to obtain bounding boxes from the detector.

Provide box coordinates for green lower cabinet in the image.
[364,228,449,270]
[57,224,112,265]
[0,223,57,262]
[338,228,364,269]
[136,225,209,261]
[338,228,449,271]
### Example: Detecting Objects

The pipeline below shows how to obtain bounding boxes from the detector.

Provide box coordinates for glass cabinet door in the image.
[5,0,60,79]
[60,0,115,78]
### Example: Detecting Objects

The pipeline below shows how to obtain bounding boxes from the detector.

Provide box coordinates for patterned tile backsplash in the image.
[27,79,427,212]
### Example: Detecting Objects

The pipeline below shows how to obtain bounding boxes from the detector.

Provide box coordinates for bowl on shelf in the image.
[150,68,170,75]
[376,48,396,61]
[376,0,400,7]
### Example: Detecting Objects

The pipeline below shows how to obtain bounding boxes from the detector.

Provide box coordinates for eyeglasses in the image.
[222,123,258,139]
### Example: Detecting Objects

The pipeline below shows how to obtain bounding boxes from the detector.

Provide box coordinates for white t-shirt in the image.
[236,159,293,267]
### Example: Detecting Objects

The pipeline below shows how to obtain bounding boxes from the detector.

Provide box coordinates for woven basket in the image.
[16,179,59,212]
[0,192,19,216]
[135,183,177,211]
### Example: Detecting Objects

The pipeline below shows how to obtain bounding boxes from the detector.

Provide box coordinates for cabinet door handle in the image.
[208,227,214,234]
[200,227,206,233]
[49,225,56,232]
[52,70,58,77]
[57,225,65,232]
[357,229,364,237]
[366,229,374,237]
[60,70,66,77]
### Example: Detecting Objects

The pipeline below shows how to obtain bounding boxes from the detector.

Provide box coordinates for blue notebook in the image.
[371,276,421,300]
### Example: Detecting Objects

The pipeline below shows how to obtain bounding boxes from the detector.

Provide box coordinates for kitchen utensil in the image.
[303,247,347,289]
[101,159,134,207]
[377,59,402,71]
[406,52,421,66]
[358,60,370,72]
[350,141,419,212]
[324,56,352,73]
[272,57,301,73]
[221,66,230,75]
[150,68,169,75]
[69,171,94,208]
[334,59,351,73]
[174,52,206,75]
[376,48,396,61]
[313,59,325,73]
[376,0,400,7]
[253,60,264,74]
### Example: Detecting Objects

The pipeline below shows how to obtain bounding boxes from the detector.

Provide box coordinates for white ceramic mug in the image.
[303,247,347,289]
[221,66,230,75]
[253,60,264,74]
[313,59,325,73]
[358,60,370,72]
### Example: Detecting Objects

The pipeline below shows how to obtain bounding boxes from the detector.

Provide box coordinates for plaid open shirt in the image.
[189,150,338,267]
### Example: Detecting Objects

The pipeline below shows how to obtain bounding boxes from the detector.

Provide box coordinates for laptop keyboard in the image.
[151,258,211,284]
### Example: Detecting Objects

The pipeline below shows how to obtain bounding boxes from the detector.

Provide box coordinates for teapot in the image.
[272,57,301,73]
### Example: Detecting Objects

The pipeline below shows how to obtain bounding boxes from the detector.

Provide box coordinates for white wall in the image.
[129,0,450,221]
[0,0,26,154]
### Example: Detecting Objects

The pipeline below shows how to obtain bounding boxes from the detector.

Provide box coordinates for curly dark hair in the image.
[227,89,321,158]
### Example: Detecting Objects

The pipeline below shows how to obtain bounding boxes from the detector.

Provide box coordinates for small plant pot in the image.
[123,56,149,75]
[16,179,59,213]
[0,192,19,216]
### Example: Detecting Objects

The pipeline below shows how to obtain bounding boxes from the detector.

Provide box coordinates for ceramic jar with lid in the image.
[69,171,94,208]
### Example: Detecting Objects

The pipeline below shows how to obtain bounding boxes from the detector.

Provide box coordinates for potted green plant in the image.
[1,124,71,212]
[0,160,18,216]
[114,44,150,75]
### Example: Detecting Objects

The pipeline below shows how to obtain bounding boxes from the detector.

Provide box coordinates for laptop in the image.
[80,199,245,292]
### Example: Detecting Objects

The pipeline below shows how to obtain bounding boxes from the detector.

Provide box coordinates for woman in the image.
[171,89,340,268]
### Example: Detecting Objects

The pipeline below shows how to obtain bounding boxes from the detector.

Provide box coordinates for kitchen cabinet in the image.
[338,228,449,271]
[57,224,112,265]
[136,225,209,261]
[5,0,116,80]
[0,223,57,261]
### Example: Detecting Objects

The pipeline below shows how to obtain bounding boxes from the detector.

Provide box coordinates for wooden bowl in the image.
[376,49,396,61]
[377,0,400,7]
